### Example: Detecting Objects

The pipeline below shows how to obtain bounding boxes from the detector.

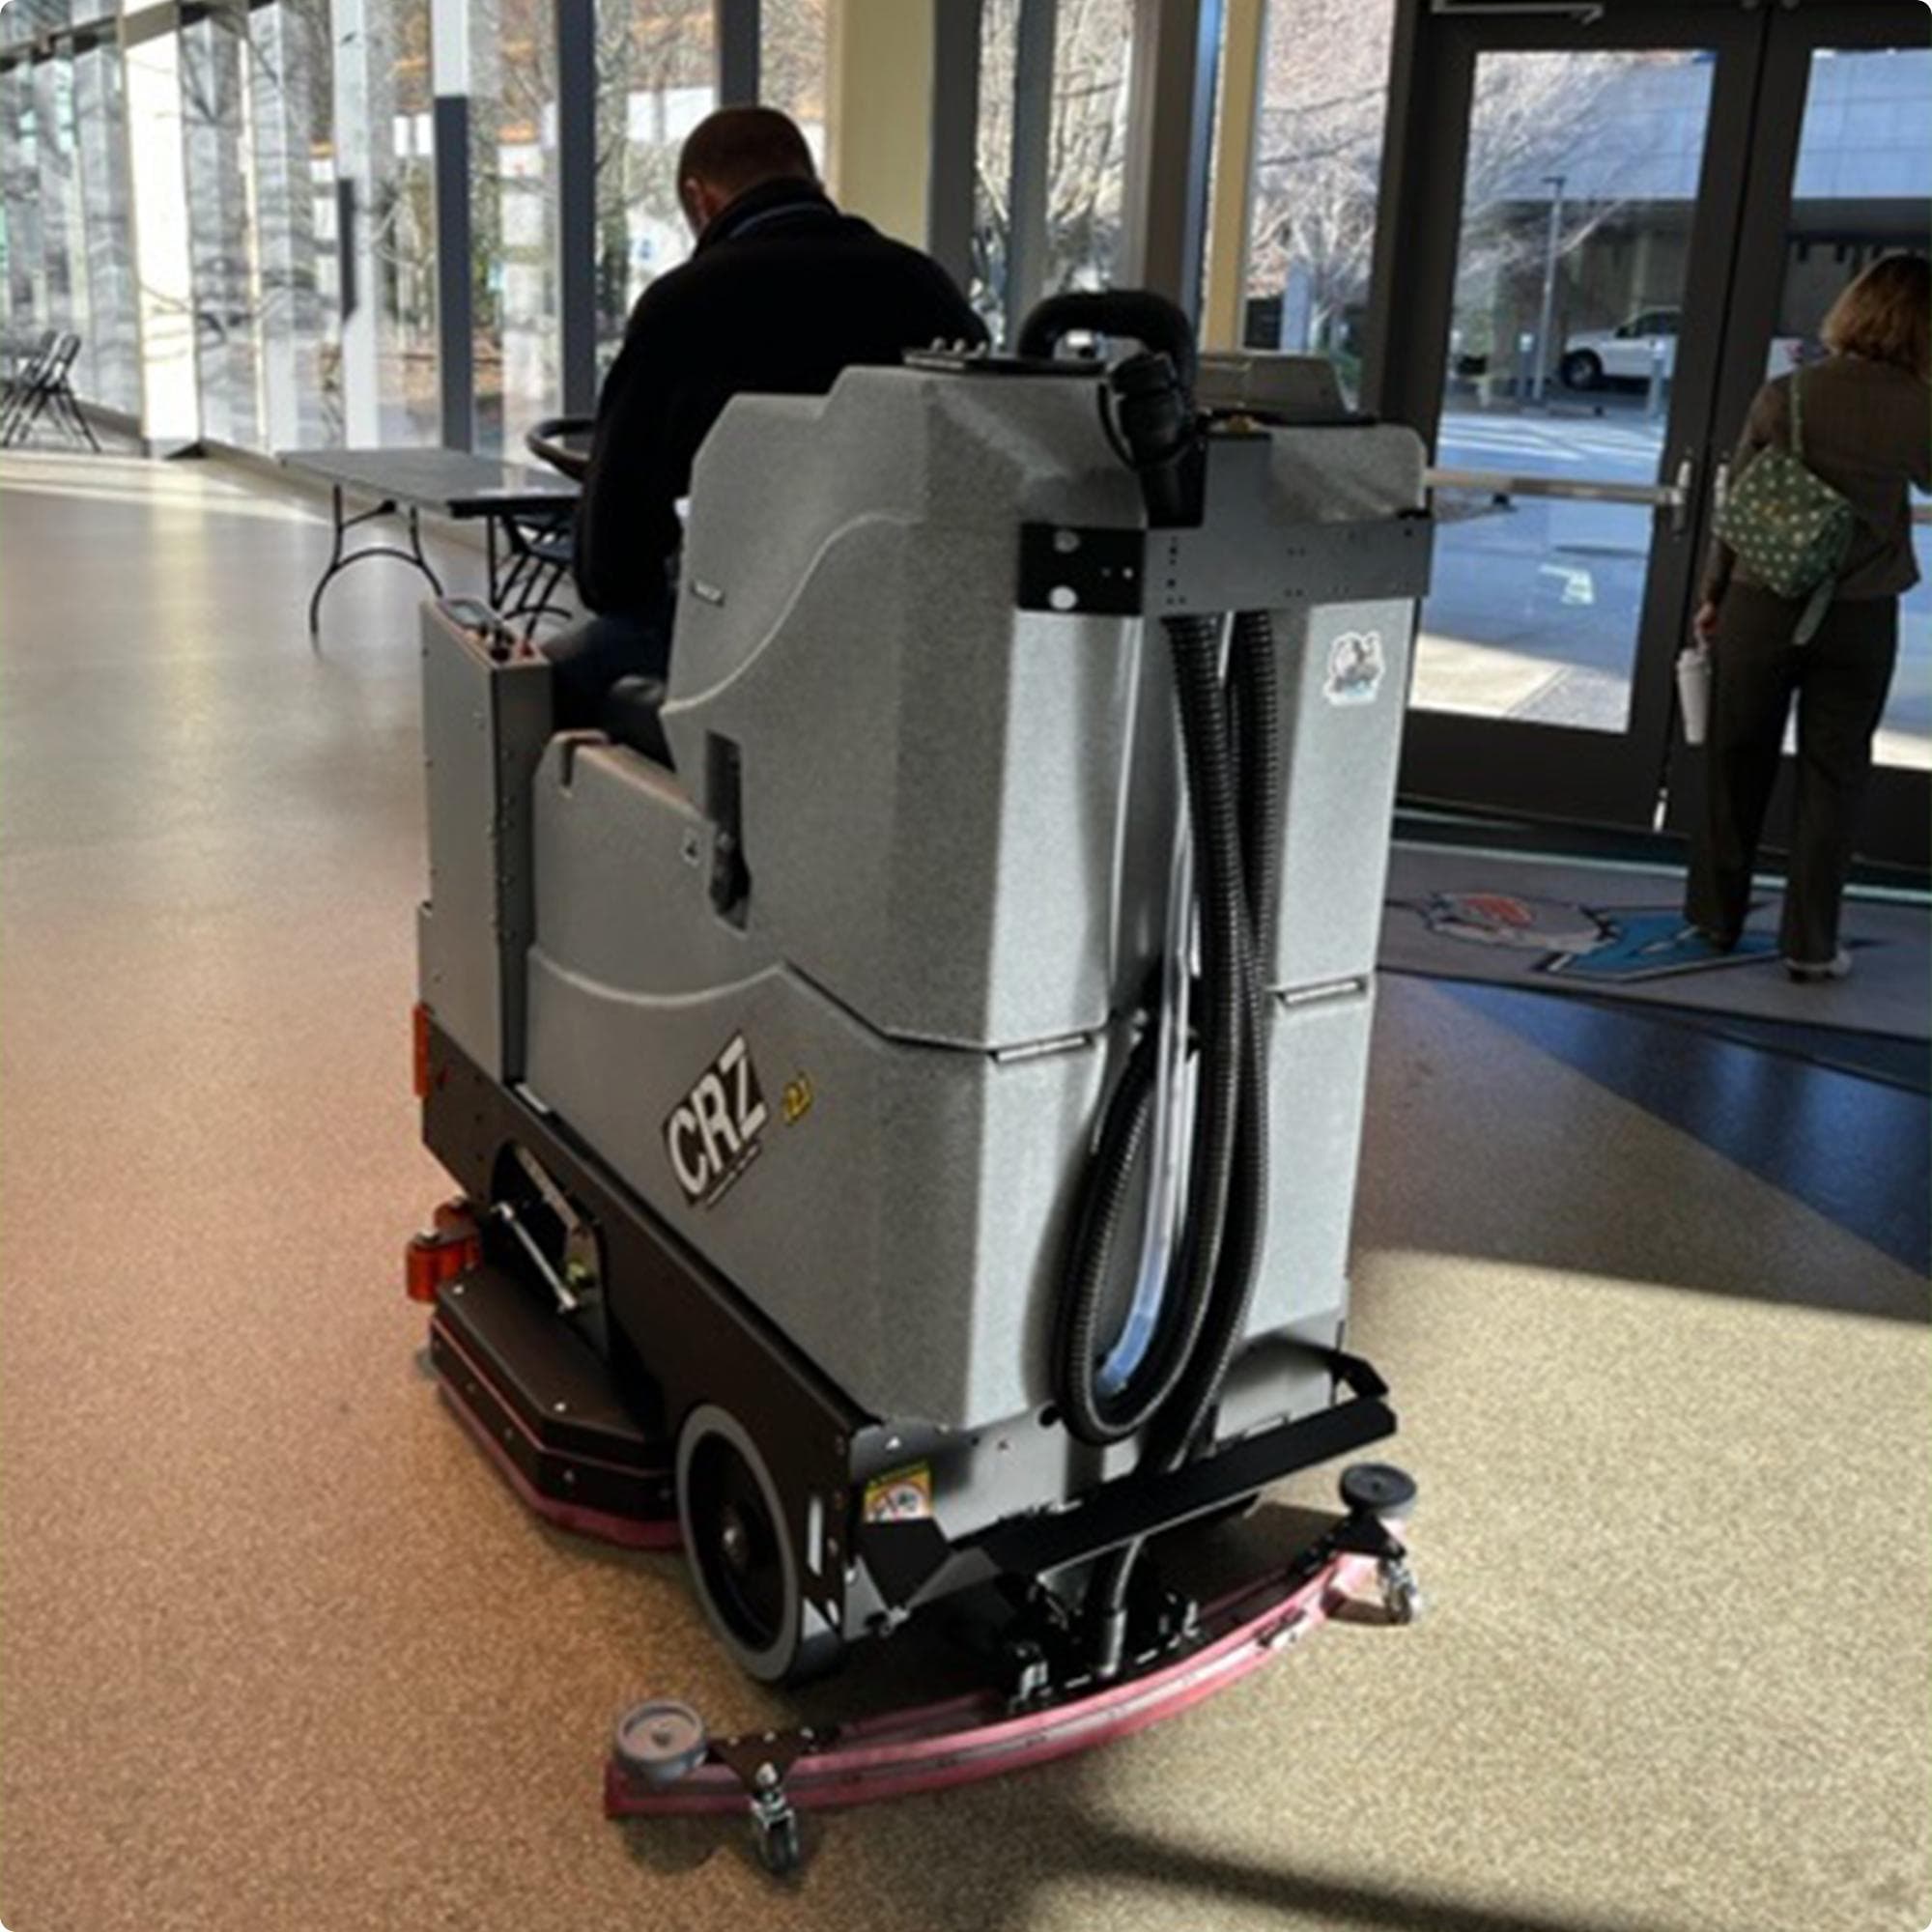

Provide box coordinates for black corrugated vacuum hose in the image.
[1150,611,1280,1469]
[1050,612,1245,1447]
[1069,612,1283,1677]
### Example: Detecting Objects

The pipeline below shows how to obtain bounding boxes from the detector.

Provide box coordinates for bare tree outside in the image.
[974,0,1133,335]
[1244,4,1643,397]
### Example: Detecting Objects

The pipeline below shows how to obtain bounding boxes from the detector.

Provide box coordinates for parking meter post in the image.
[1518,331,1535,407]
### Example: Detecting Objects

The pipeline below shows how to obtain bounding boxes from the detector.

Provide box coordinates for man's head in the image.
[676,106,819,238]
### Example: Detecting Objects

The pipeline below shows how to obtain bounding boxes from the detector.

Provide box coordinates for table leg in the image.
[306,489,446,642]
[307,485,349,642]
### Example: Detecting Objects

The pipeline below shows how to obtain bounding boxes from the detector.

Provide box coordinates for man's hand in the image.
[1691,598,1720,645]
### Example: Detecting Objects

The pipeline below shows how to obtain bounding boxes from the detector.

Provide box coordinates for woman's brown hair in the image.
[1821,252,1931,382]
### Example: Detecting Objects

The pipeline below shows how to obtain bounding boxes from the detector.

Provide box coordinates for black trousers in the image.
[542,591,674,730]
[1685,584,1898,962]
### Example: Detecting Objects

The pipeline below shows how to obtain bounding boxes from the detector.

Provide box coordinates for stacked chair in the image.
[1,331,101,450]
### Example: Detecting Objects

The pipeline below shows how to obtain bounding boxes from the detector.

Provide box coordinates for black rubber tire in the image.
[676,1404,843,1687]
[1559,350,1603,391]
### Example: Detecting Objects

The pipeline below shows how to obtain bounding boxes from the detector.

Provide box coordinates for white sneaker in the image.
[1784,948,1852,983]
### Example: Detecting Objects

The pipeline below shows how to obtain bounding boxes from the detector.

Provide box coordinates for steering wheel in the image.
[526,414,595,483]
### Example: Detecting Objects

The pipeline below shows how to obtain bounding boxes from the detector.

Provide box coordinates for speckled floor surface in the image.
[2,450,1927,1932]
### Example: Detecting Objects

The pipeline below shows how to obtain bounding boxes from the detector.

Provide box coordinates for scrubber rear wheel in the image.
[676,1404,842,1686]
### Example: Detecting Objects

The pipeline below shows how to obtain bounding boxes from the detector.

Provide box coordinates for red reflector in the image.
[405,1234,441,1303]
[412,1002,432,1100]
[406,1210,481,1303]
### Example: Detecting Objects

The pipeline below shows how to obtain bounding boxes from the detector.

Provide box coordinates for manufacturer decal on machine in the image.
[664,1034,770,1208]
[1324,629,1386,706]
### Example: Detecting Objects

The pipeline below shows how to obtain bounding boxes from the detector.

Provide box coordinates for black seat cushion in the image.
[600,674,674,769]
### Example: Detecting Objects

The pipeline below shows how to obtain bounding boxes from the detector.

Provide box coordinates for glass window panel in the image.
[71,35,141,413]
[36,40,96,398]
[470,0,561,448]
[591,0,713,379]
[1413,48,1716,734]
[1042,0,1130,295]
[375,0,438,440]
[1242,0,1394,400]
[124,15,199,441]
[181,0,263,445]
[971,0,1132,335]
[1,58,43,343]
[1775,45,1932,772]
[248,0,342,445]
[970,0,1017,334]
[334,0,437,442]
[761,0,828,170]
[1890,519,1931,772]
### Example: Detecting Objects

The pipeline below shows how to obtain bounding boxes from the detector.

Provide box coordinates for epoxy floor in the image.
[2,449,1926,1932]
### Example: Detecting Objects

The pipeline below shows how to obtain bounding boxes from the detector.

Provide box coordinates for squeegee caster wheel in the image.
[755,1811,802,1876]
[676,1404,843,1687]
[613,1698,709,1786]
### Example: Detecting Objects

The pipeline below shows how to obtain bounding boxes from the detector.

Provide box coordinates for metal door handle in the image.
[1669,454,1694,537]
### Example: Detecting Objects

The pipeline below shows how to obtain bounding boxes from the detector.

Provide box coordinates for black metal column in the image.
[434,94,473,448]
[716,0,760,106]
[926,0,982,291]
[1003,0,1055,347]
[555,0,597,412]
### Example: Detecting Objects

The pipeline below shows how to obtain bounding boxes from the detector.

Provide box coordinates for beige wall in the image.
[826,0,935,248]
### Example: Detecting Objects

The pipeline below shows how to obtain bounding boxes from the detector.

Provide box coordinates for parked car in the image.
[1560,308,1680,388]
[1561,311,1815,392]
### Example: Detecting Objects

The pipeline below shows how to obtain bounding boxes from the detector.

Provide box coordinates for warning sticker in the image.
[863,1464,935,1523]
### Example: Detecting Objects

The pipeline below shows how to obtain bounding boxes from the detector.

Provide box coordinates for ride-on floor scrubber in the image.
[406,293,1433,1874]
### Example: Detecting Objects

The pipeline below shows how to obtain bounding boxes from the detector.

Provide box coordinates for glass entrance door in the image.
[1664,2,1931,870]
[1374,0,1928,865]
[1385,6,1764,829]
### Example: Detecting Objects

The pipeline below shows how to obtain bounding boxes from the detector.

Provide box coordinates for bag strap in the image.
[1789,365,1804,461]
[1794,571,1833,646]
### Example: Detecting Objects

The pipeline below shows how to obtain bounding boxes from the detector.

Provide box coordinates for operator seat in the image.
[600,674,674,768]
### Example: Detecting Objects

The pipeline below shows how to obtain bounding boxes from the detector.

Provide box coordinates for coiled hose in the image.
[1149,611,1280,1467]
[1050,612,1246,1445]
[1055,611,1283,1673]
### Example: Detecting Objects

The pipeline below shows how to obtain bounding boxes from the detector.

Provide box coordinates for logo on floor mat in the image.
[1402,892,1782,982]
[665,1034,769,1208]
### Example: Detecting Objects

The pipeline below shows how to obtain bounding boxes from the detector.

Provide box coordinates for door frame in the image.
[1662,0,1932,871]
[1360,1,1776,829]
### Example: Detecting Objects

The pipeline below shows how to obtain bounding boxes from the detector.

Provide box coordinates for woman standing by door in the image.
[1686,251,1931,980]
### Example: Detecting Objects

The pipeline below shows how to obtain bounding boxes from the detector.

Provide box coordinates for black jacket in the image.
[573,178,989,617]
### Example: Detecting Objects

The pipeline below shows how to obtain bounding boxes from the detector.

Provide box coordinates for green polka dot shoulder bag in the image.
[1712,366,1857,644]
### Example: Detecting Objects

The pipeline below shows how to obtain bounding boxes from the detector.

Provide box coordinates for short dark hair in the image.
[676,106,817,202]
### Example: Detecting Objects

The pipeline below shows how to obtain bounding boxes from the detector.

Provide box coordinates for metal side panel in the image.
[523,949,1104,1431]
[1269,597,1417,996]
[417,602,554,1081]
[1243,983,1376,1341]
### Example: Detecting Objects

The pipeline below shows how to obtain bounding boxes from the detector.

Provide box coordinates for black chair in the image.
[0,329,58,413]
[499,413,595,638]
[0,331,101,451]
